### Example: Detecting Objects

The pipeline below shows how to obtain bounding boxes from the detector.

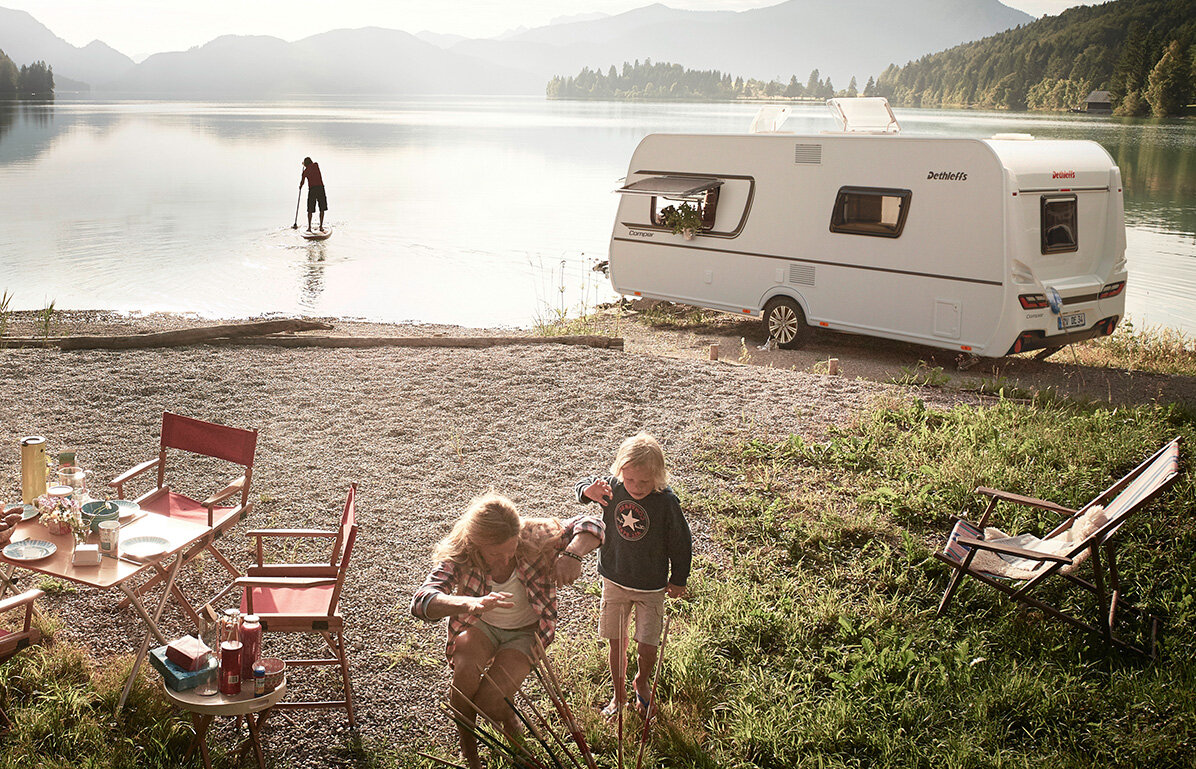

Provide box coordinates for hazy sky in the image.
[9,0,1100,61]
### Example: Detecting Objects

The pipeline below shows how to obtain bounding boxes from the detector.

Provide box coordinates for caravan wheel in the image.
[763,297,806,350]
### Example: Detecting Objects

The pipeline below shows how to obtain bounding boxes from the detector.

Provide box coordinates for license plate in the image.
[1058,312,1085,330]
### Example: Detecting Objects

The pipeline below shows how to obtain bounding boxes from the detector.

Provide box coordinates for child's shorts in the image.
[599,578,666,647]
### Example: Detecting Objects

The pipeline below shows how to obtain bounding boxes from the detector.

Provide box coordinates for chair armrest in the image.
[0,588,44,613]
[235,576,339,588]
[109,458,160,494]
[247,564,340,578]
[246,529,338,539]
[956,536,1074,564]
[202,475,246,508]
[974,487,1076,516]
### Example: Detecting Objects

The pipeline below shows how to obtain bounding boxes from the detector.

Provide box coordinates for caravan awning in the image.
[615,176,723,199]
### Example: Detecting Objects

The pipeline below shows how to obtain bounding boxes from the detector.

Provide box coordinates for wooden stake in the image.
[634,613,672,769]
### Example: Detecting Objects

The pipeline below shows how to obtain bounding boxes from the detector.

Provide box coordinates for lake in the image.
[1,96,1193,333]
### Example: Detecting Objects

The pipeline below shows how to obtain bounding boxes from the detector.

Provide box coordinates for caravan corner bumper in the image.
[1007,316,1119,355]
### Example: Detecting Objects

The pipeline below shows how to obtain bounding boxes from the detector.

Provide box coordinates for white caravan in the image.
[608,98,1127,357]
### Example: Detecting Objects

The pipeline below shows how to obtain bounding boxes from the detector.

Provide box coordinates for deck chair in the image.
[110,412,258,625]
[0,589,44,727]
[935,437,1182,656]
[233,483,357,727]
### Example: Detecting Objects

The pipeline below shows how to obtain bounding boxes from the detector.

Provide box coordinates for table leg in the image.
[245,712,267,769]
[116,555,183,711]
[184,713,214,769]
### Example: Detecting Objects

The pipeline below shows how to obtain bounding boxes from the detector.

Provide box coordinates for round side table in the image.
[162,679,286,769]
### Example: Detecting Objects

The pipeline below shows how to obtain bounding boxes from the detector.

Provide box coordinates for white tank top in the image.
[484,572,539,629]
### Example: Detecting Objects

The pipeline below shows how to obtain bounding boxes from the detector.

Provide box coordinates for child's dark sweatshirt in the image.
[575,476,692,591]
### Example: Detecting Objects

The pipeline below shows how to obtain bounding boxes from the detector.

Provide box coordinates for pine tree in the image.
[847,76,858,97]
[805,69,820,93]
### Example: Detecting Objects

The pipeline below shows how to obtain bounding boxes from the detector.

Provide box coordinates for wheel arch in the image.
[757,287,809,317]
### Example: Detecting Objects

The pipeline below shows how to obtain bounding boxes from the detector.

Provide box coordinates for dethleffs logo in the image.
[1052,170,1076,179]
[927,170,968,181]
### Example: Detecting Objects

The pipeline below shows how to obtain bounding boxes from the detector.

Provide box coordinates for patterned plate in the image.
[122,536,169,560]
[3,539,57,561]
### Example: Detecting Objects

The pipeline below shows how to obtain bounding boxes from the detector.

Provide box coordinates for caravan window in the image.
[651,187,720,229]
[829,187,911,238]
[1041,195,1078,253]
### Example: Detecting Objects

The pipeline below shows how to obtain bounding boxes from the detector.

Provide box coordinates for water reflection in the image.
[299,243,326,309]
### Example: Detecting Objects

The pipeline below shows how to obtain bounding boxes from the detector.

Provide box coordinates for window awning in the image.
[615,176,723,199]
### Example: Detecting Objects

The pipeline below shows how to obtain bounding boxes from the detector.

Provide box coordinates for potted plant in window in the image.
[659,202,704,239]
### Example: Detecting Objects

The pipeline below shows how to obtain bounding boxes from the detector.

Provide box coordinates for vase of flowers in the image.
[41,496,83,538]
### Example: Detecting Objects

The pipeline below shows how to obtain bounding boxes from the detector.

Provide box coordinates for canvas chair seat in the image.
[140,491,237,528]
[0,589,44,728]
[943,506,1107,579]
[935,437,1182,656]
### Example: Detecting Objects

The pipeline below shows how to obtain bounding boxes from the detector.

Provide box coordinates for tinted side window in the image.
[1041,195,1078,253]
[829,187,911,238]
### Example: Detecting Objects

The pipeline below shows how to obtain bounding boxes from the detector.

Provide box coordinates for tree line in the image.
[546,59,869,102]
[0,48,54,98]
[872,0,1194,115]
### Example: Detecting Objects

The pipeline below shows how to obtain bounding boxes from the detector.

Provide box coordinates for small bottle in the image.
[253,663,266,697]
[240,614,262,680]
[222,608,242,645]
[219,641,243,695]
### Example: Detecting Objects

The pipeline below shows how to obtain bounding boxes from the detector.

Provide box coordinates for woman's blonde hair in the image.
[609,432,669,492]
[433,493,565,571]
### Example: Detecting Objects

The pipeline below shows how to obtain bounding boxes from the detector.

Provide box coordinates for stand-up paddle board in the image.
[301,227,332,241]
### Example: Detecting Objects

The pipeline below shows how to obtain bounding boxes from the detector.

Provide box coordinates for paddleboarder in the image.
[299,157,328,232]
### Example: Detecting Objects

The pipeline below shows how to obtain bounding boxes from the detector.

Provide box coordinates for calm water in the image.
[1,97,1193,332]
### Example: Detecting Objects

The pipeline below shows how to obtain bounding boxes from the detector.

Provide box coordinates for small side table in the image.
[162,679,287,769]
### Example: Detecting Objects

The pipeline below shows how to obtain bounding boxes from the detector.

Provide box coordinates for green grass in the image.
[546,396,1196,768]
[1070,318,1196,377]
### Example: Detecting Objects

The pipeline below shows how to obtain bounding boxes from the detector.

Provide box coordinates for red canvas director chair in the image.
[110,412,258,625]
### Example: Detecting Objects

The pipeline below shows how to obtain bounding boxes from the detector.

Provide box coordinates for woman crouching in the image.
[411,493,603,768]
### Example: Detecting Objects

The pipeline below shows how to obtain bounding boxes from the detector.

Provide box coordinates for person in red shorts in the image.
[299,157,328,232]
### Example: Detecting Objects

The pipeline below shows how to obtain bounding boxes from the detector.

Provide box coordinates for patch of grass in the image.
[1068,317,1196,377]
[0,289,13,340]
[887,361,950,388]
[37,299,57,340]
[548,397,1196,767]
[637,301,728,330]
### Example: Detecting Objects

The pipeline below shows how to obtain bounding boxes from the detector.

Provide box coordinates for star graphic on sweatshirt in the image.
[614,500,649,541]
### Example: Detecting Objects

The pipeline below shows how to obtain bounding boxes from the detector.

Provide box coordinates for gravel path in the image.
[0,326,976,766]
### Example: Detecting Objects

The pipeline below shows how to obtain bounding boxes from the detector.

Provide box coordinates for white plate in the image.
[122,536,169,560]
[112,499,141,520]
[4,539,57,561]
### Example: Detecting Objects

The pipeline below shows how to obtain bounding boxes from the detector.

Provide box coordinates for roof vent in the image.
[825,97,900,134]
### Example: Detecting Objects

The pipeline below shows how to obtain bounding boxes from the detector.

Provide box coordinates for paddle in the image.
[291,188,301,229]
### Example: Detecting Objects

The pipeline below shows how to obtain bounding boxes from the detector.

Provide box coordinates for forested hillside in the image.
[873,0,1196,115]
[0,48,53,97]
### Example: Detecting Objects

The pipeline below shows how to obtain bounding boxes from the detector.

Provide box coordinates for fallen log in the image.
[1,319,334,350]
[222,335,625,351]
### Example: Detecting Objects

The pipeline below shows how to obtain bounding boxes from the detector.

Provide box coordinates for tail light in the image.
[1019,293,1048,309]
[1099,281,1125,299]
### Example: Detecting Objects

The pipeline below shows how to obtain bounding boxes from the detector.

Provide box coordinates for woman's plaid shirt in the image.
[411,515,604,660]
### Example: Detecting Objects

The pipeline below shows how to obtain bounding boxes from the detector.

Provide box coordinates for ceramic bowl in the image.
[81,500,120,532]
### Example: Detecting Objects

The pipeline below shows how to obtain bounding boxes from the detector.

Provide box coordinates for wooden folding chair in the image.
[0,589,44,727]
[233,483,357,727]
[110,412,258,625]
[935,437,1182,656]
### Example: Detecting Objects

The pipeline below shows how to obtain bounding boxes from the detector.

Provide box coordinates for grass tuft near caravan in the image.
[608,98,1127,358]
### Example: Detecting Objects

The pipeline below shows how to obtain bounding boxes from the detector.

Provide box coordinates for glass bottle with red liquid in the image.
[240,614,262,680]
[219,609,243,696]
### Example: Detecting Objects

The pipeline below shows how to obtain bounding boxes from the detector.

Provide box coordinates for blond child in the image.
[575,432,692,717]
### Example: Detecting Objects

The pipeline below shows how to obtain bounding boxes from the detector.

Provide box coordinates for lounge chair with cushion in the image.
[935,437,1182,656]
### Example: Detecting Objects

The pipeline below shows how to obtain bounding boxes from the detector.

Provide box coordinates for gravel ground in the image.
[0,314,983,766]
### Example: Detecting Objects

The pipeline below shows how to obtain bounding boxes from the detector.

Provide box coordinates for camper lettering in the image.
[629,230,655,238]
[927,170,968,181]
[1052,170,1077,179]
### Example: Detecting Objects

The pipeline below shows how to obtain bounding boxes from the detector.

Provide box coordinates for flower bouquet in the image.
[41,495,83,538]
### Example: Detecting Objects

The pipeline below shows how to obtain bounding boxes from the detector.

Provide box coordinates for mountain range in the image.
[0,0,1033,96]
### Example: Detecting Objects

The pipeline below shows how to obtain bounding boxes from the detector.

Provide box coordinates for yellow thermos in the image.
[21,436,48,504]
